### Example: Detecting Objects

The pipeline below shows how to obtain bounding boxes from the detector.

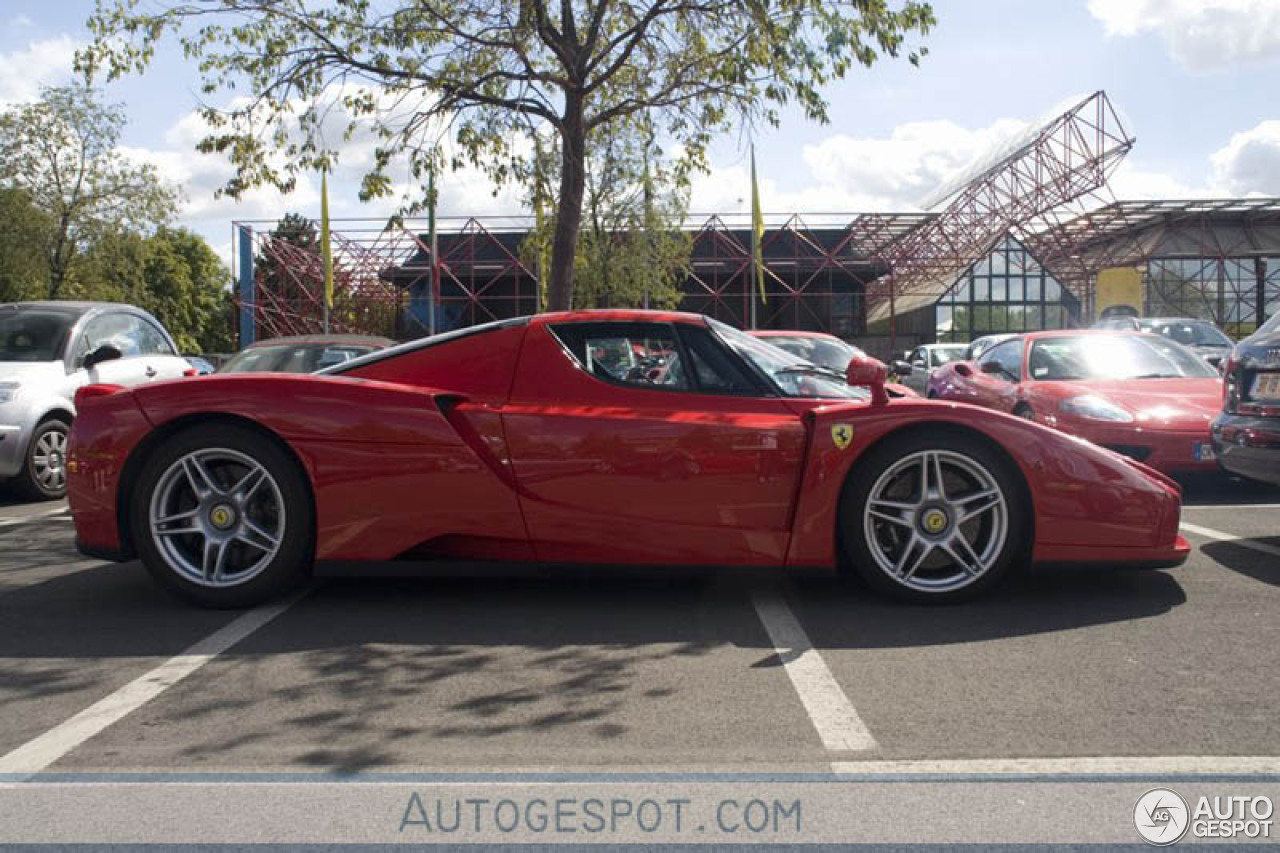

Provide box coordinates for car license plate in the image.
[1253,372,1280,401]
[1194,442,1216,462]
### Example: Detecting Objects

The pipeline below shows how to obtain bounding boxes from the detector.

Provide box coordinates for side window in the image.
[676,326,760,394]
[550,322,690,391]
[978,340,1024,382]
[911,347,927,366]
[130,317,176,356]
[80,314,139,358]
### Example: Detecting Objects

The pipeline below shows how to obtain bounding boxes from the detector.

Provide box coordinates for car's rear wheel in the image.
[841,432,1027,603]
[131,424,313,608]
[13,418,70,501]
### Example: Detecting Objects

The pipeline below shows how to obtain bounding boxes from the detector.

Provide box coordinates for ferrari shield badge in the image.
[831,423,854,450]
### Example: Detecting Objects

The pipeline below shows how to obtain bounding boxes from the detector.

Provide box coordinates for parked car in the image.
[964,333,1020,362]
[748,330,918,397]
[218,335,395,374]
[928,330,1223,474]
[1092,316,1233,366]
[1212,312,1280,485]
[69,310,1186,608]
[0,301,192,500]
[184,356,217,376]
[892,343,968,395]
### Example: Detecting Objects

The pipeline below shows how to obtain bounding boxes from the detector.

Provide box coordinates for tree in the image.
[0,189,54,303]
[0,85,181,299]
[74,228,235,353]
[81,0,934,311]
[523,117,691,308]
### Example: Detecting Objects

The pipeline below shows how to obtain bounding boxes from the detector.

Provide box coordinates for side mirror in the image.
[954,362,973,377]
[846,355,890,406]
[891,360,913,376]
[82,344,123,370]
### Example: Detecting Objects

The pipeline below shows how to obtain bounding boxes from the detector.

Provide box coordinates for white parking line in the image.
[1184,503,1280,511]
[1181,522,1280,559]
[0,593,305,779]
[0,509,71,528]
[750,586,876,753]
[831,756,1280,775]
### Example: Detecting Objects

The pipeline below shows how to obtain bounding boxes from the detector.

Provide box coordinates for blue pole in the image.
[237,225,255,348]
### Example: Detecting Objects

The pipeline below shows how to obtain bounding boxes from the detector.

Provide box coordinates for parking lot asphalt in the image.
[1,474,1279,776]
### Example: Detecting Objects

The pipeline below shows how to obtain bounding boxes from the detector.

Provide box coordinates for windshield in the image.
[1143,320,1232,348]
[762,336,863,372]
[0,308,75,362]
[220,342,382,374]
[710,320,866,399]
[1028,334,1219,381]
[930,345,968,367]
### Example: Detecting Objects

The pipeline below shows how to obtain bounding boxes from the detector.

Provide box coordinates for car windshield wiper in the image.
[775,363,844,380]
[1131,373,1178,379]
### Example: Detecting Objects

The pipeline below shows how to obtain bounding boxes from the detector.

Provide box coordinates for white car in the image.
[0,302,192,500]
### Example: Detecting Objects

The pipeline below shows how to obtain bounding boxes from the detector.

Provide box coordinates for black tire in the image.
[839,431,1028,604]
[12,418,71,501]
[130,423,313,608]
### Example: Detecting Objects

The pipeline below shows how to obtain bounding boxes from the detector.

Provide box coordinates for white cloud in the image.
[1087,0,1280,71]
[690,118,1033,214]
[0,35,81,106]
[1210,120,1280,195]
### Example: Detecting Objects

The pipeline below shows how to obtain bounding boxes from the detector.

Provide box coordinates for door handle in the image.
[145,365,157,378]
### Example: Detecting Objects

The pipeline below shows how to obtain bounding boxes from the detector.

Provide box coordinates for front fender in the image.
[786,400,1182,568]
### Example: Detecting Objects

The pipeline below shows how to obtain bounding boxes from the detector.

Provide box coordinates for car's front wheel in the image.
[841,432,1027,603]
[131,424,313,608]
[13,418,70,501]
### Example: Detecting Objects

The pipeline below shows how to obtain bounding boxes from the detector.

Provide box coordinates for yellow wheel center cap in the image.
[209,505,236,530]
[921,509,949,534]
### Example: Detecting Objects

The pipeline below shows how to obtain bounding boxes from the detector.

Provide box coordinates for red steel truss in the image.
[865,90,1135,322]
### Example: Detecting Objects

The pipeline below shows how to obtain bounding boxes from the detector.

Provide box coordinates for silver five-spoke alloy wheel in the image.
[148,448,286,588]
[31,427,68,494]
[862,449,1008,593]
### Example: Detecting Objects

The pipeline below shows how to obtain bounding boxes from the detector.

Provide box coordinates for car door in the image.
[501,320,808,565]
[72,313,152,389]
[970,339,1025,413]
[127,314,191,380]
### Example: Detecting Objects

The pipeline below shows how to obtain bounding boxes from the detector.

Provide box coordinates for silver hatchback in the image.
[0,302,192,500]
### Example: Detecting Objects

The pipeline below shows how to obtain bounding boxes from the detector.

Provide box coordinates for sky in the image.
[2,0,1280,262]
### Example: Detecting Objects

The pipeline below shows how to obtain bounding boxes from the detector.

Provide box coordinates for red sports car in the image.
[67,310,1187,607]
[928,330,1223,473]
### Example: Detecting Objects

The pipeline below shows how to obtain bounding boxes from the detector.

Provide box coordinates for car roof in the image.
[749,330,842,341]
[1022,329,1154,340]
[247,334,396,348]
[532,309,710,326]
[0,301,142,318]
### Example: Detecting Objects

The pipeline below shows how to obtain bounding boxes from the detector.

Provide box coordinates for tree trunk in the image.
[547,96,586,312]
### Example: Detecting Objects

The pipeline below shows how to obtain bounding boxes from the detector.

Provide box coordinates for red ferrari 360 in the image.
[928,330,1223,474]
[67,310,1188,607]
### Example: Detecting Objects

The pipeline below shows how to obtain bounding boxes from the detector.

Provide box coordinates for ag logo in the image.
[1134,788,1189,845]
[830,423,854,450]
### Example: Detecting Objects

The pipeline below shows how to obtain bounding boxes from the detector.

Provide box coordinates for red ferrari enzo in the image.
[928,330,1223,473]
[67,311,1188,607]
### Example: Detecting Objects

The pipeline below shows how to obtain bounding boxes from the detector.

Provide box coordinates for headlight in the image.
[0,382,20,404]
[1059,394,1133,423]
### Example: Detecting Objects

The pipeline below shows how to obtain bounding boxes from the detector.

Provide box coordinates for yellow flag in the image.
[750,146,766,304]
[320,169,334,310]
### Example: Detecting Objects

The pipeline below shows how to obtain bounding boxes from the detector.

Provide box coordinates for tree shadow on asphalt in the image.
[1201,539,1280,587]
[0,557,1187,773]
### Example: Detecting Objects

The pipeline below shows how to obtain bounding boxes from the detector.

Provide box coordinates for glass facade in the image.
[935,236,1079,343]
[1146,257,1280,338]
